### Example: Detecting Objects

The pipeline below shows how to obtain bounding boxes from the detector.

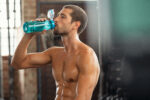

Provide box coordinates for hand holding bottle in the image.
[23,18,55,34]
[23,9,55,34]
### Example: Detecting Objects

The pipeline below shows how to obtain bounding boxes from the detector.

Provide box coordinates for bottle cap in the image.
[47,9,55,20]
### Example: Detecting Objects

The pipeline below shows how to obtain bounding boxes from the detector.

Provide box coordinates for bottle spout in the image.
[47,9,55,20]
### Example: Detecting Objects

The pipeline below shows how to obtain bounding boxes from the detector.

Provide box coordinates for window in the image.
[0,0,21,56]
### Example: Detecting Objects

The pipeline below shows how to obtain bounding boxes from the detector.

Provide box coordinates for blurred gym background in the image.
[0,0,150,100]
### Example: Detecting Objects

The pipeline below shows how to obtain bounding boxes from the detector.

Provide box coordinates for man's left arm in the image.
[76,51,100,100]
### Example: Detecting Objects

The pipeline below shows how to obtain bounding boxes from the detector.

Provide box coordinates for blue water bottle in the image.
[23,9,55,33]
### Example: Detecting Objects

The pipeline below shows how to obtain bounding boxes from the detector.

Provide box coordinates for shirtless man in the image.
[11,5,100,100]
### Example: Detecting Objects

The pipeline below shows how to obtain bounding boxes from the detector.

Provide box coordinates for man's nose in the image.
[54,17,58,25]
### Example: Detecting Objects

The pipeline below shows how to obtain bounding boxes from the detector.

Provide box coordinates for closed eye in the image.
[60,14,66,18]
[57,13,66,19]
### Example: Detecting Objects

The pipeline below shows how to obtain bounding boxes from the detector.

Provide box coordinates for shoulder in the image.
[77,43,100,74]
[77,43,98,65]
[78,43,96,57]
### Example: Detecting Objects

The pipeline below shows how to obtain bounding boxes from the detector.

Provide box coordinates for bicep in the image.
[76,72,95,99]
[76,52,100,99]
[22,49,52,68]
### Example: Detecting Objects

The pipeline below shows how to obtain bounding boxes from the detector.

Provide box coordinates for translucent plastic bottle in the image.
[23,20,55,33]
[23,9,55,33]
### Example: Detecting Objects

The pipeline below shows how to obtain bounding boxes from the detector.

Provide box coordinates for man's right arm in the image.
[11,34,53,69]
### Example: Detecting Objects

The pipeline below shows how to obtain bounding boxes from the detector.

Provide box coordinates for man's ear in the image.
[73,21,81,30]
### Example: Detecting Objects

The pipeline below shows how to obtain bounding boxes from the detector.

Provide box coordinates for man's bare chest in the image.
[51,54,79,83]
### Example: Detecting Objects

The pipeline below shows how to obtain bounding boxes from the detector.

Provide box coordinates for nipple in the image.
[68,78,74,82]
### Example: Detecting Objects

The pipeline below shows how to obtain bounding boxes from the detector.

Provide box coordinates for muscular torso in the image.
[51,48,79,100]
[12,34,100,100]
[49,45,100,100]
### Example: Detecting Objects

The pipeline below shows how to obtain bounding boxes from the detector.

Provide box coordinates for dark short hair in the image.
[63,5,88,35]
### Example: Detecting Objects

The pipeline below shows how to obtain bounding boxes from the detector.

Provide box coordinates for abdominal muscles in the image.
[55,82,77,100]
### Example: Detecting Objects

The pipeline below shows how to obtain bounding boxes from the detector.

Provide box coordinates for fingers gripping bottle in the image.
[23,9,55,33]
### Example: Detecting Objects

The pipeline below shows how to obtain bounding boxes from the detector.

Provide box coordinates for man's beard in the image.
[53,29,68,36]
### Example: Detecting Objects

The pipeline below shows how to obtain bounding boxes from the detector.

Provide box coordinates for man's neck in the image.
[61,32,80,53]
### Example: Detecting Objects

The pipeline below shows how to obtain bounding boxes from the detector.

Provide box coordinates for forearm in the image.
[11,34,34,68]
